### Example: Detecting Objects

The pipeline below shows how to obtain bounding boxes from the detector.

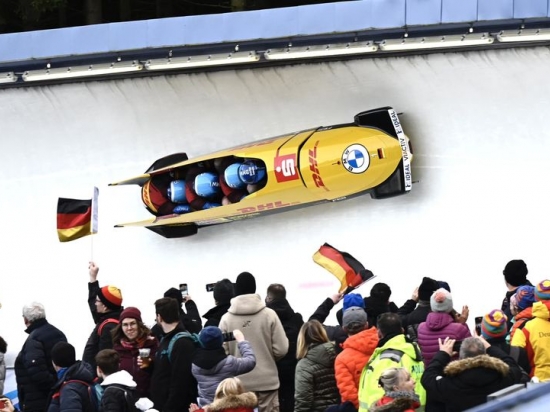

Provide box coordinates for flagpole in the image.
[90,235,94,261]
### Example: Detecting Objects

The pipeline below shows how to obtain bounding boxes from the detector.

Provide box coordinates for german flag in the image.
[313,243,375,293]
[57,190,98,242]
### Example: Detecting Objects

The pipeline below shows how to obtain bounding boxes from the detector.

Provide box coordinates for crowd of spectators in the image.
[0,258,548,412]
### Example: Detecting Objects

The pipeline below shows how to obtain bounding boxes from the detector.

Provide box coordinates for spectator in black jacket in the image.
[151,287,202,339]
[47,342,95,412]
[265,283,303,412]
[308,293,347,354]
[501,259,533,329]
[96,349,138,412]
[202,279,234,328]
[150,298,198,412]
[83,261,123,371]
[363,283,398,328]
[421,336,522,412]
[398,277,439,341]
[15,302,67,412]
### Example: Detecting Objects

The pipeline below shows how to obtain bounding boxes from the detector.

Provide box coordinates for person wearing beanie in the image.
[397,277,439,333]
[47,342,95,412]
[219,272,288,412]
[363,283,399,328]
[151,287,203,340]
[335,307,378,409]
[501,259,533,328]
[83,261,124,372]
[417,289,471,367]
[264,283,303,412]
[14,302,67,412]
[192,328,256,407]
[512,279,550,381]
[509,285,536,339]
[111,307,158,397]
[203,279,235,328]
[235,272,256,296]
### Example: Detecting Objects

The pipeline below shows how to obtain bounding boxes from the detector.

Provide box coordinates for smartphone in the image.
[452,340,462,352]
[475,316,483,336]
[222,331,235,342]
[179,283,188,298]
[206,283,216,292]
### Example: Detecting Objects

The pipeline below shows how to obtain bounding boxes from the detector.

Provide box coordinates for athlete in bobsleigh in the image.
[219,159,267,205]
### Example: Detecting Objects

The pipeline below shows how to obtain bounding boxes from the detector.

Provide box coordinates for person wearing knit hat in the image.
[51,341,76,368]
[430,288,453,313]
[419,278,439,301]
[191,328,256,407]
[84,261,125,371]
[535,280,550,301]
[396,278,439,332]
[417,288,470,367]
[214,279,235,305]
[235,272,256,296]
[501,259,533,330]
[509,285,537,340]
[481,310,508,340]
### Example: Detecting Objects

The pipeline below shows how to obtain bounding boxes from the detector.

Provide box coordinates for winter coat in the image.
[46,361,95,412]
[203,303,231,328]
[15,318,67,412]
[397,301,431,330]
[197,392,258,412]
[113,335,158,397]
[363,297,398,329]
[370,392,420,412]
[219,294,288,392]
[267,298,303,412]
[420,346,522,412]
[192,341,256,406]
[417,312,471,366]
[99,370,139,412]
[358,334,426,412]
[335,327,378,408]
[0,352,5,395]
[151,300,203,339]
[509,306,533,339]
[83,281,123,370]
[511,300,550,380]
[150,325,198,412]
[309,298,348,354]
[294,342,340,412]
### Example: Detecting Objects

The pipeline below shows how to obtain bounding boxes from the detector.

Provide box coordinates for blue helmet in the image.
[239,161,266,185]
[194,172,221,198]
[224,163,247,189]
[168,180,187,204]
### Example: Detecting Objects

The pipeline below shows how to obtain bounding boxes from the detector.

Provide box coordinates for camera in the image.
[452,340,462,352]
[222,332,235,342]
[179,283,188,298]
[475,316,483,336]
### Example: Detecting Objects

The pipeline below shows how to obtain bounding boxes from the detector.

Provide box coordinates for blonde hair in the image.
[378,367,409,392]
[296,320,329,359]
[214,377,245,400]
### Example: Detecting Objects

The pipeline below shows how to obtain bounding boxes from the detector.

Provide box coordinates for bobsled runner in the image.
[109,107,413,238]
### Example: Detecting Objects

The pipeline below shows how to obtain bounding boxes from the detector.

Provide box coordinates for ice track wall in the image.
[1,46,549,356]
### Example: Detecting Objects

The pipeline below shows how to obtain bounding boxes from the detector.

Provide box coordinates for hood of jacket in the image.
[206,392,258,411]
[192,347,227,370]
[371,334,420,362]
[370,393,420,412]
[306,342,336,367]
[101,370,137,388]
[532,300,550,320]
[228,294,265,316]
[25,317,49,334]
[515,306,533,321]
[342,327,379,354]
[266,298,295,321]
[444,354,509,377]
[425,312,454,331]
[56,361,95,388]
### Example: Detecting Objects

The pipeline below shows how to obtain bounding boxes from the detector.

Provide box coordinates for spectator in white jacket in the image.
[219,272,289,412]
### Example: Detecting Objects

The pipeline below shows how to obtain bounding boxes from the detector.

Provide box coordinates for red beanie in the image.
[119,306,142,323]
[97,285,123,310]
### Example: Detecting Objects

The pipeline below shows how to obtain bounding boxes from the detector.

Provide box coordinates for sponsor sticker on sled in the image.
[342,144,370,174]
[274,154,299,182]
[388,109,412,192]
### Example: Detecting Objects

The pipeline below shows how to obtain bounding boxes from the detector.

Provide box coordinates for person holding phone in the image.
[202,279,235,328]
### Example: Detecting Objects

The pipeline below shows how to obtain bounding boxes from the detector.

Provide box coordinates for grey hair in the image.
[378,367,408,392]
[459,337,486,359]
[22,302,46,323]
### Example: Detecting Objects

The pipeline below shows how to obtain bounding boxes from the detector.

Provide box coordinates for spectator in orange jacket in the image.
[334,307,378,409]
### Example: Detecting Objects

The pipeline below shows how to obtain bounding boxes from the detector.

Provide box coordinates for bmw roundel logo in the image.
[342,144,370,174]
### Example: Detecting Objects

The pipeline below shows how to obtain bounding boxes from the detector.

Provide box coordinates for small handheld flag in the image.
[57,187,99,242]
[313,243,375,294]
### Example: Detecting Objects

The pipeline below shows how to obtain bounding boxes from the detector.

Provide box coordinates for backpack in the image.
[98,319,120,336]
[160,331,202,361]
[102,384,139,412]
[57,379,104,412]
